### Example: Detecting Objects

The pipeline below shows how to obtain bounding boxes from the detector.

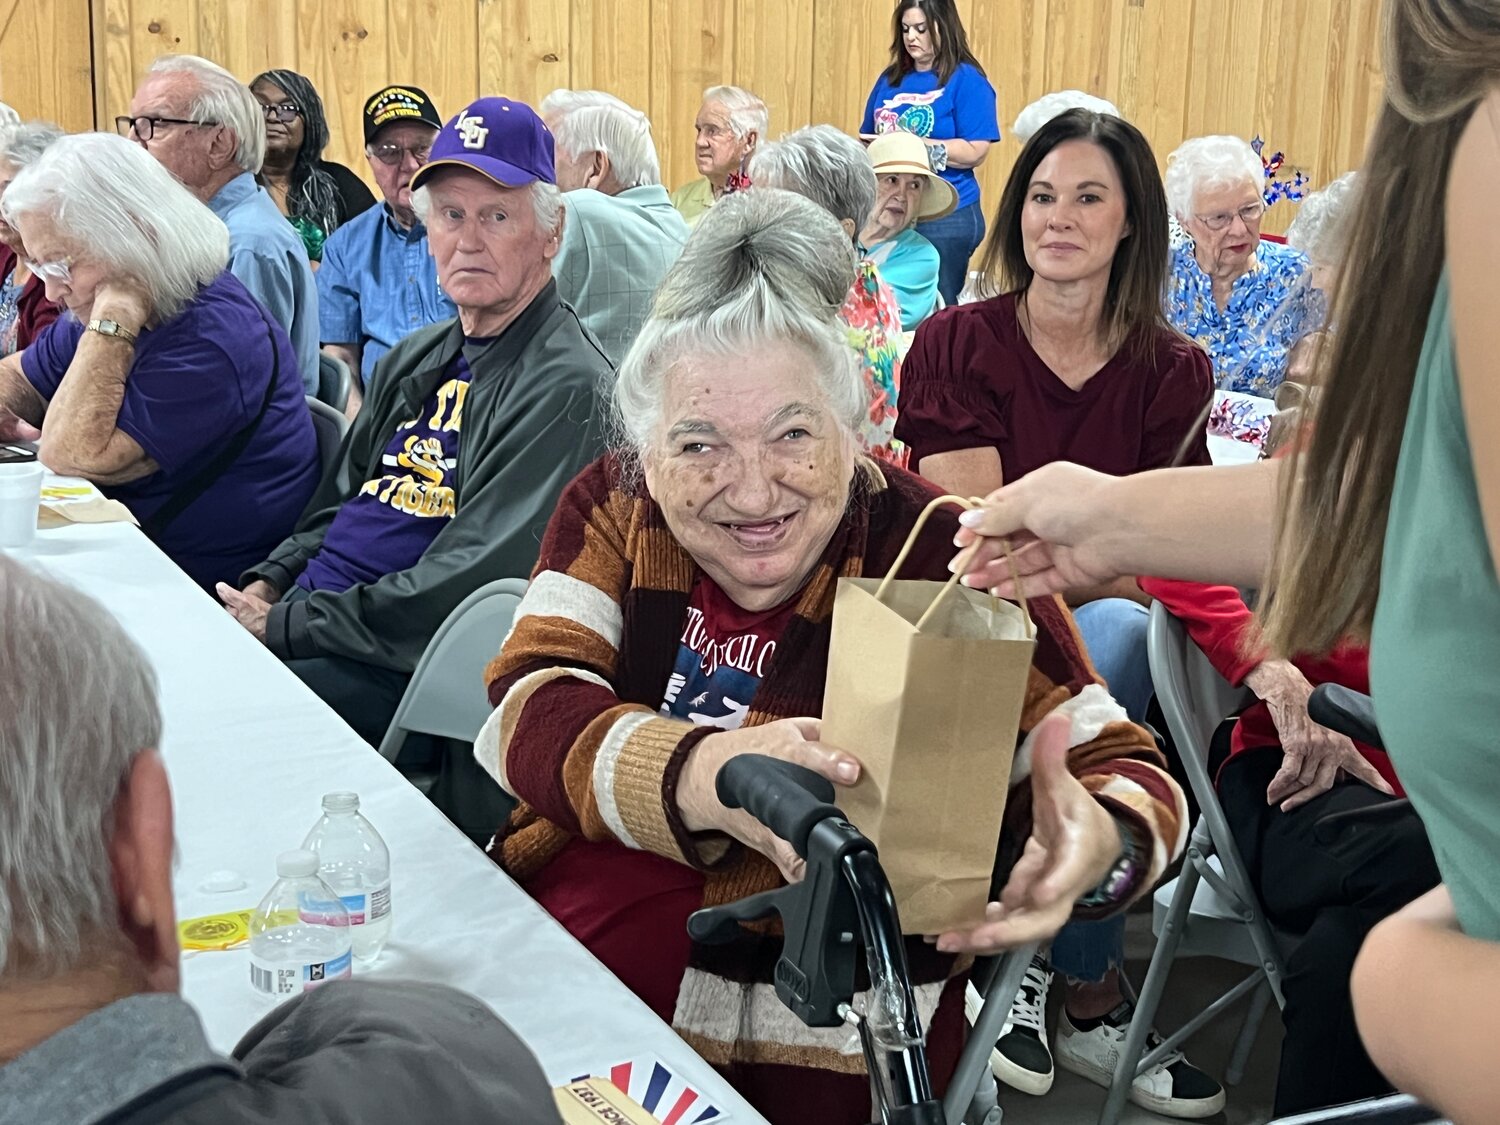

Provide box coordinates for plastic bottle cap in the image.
[321,792,359,814]
[276,849,319,878]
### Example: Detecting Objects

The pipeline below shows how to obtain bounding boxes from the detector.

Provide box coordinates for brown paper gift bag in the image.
[823,494,1035,934]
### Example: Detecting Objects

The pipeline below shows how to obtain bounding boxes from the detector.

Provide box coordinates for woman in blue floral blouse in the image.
[1164,135,1320,397]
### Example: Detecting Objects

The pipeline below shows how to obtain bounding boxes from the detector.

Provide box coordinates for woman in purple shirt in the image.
[0,133,317,589]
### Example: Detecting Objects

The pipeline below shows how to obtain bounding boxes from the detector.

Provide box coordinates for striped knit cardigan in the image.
[476,455,1188,1076]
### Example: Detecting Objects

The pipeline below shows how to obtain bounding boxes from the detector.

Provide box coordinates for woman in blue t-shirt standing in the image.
[862,0,1000,305]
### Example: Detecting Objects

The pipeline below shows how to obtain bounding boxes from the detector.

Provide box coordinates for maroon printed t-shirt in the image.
[893,292,1213,480]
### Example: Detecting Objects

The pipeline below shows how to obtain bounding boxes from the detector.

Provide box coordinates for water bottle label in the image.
[297,889,350,927]
[336,882,391,926]
[250,949,352,996]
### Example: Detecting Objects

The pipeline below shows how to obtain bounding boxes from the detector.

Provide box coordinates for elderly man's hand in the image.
[936,714,1123,955]
[678,717,861,882]
[216,582,273,643]
[0,404,40,443]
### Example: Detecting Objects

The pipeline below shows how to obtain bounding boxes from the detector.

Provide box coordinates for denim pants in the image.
[1050,598,1153,982]
[915,200,986,306]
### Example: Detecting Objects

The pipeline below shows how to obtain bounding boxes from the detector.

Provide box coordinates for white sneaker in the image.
[1055,1002,1226,1119]
[964,954,1055,1096]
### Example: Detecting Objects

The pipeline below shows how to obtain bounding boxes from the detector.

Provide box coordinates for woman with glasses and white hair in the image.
[0,122,64,355]
[251,69,375,264]
[1165,135,1320,398]
[0,132,318,590]
[751,124,905,463]
[476,186,1187,1125]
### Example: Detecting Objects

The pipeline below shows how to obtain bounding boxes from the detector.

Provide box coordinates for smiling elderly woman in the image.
[0,132,317,589]
[1165,135,1320,397]
[475,188,1187,1125]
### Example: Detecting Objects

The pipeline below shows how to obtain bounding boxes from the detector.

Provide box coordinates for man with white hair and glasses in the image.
[0,557,564,1125]
[121,53,320,392]
[539,88,689,364]
[669,85,768,225]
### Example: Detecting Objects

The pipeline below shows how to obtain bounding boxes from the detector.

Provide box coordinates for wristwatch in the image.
[1077,816,1145,910]
[86,318,138,345]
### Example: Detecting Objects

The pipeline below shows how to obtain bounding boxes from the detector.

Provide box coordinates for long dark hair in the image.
[1261,0,1500,654]
[974,109,1173,363]
[252,68,339,236]
[882,0,984,86]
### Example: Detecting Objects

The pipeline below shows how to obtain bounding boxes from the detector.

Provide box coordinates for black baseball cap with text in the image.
[363,85,442,144]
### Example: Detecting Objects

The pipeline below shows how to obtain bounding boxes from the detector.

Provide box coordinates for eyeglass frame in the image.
[365,140,434,167]
[115,115,220,142]
[259,102,303,124]
[26,254,76,284]
[1195,200,1267,232]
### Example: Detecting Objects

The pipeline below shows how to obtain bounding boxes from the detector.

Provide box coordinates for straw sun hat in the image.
[865,131,957,222]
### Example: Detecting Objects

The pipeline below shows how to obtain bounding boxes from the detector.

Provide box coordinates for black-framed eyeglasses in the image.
[367,141,432,166]
[260,102,302,124]
[115,115,218,142]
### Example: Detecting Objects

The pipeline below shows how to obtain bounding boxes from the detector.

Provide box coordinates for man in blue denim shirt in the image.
[317,85,456,414]
[124,55,321,394]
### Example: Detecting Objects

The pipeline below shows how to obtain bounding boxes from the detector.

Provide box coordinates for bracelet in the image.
[1077,816,1144,910]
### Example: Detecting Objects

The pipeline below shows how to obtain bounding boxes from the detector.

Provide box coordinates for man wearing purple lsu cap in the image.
[223,97,610,835]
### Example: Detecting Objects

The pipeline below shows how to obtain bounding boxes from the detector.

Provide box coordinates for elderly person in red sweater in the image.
[1142,576,1439,1117]
[474,188,1188,1125]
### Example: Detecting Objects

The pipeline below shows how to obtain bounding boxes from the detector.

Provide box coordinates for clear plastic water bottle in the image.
[302,792,392,963]
[248,849,352,1000]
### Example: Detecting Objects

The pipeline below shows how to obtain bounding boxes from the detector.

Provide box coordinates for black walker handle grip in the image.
[715,754,843,859]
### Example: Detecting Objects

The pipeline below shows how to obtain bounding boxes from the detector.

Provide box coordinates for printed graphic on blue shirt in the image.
[659,580,794,730]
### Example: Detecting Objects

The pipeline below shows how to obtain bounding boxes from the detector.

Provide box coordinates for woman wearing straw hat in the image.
[859,130,955,330]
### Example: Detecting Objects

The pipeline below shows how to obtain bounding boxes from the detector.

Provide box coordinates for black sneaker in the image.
[965,954,1054,1095]
[1056,1000,1226,1118]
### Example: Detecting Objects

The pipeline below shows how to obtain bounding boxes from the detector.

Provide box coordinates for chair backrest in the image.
[377,577,529,761]
[305,396,349,480]
[1146,601,1254,814]
[317,352,353,413]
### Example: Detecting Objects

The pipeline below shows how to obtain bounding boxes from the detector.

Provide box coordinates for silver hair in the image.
[0,556,162,980]
[1164,134,1266,220]
[1012,90,1121,142]
[0,122,64,174]
[3,133,229,321]
[1285,171,1359,266]
[614,188,862,462]
[748,125,875,236]
[0,102,20,129]
[148,54,267,174]
[540,89,661,189]
[701,85,769,140]
[411,176,562,234]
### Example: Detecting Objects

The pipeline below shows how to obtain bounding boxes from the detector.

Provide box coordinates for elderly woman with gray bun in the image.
[750,124,906,462]
[0,123,65,354]
[474,187,1186,1124]
[1164,135,1319,397]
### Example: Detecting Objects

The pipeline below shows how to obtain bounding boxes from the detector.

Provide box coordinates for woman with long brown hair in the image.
[949,1,1500,1117]
[896,109,1221,1119]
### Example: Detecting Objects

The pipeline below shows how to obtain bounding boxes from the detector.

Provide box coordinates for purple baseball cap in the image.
[409,96,556,192]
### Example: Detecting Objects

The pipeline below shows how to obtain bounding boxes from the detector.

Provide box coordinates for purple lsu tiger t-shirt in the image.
[297,345,481,593]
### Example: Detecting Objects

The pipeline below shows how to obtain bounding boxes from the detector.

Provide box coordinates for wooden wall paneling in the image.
[196,0,298,87]
[809,0,888,132]
[570,0,653,115]
[477,0,570,108]
[1120,0,1196,171]
[110,0,198,126]
[650,0,734,192]
[734,0,814,138]
[387,0,479,130]
[0,0,95,131]
[297,0,391,173]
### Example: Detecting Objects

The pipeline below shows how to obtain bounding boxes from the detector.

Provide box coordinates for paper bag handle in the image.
[874,494,1035,637]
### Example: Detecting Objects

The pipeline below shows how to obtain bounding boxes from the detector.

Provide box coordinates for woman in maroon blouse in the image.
[895,108,1221,1119]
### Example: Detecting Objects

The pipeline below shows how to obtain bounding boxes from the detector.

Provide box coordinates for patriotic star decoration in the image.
[1251,135,1310,207]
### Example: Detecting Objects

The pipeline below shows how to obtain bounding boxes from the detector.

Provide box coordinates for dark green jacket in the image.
[245,281,609,672]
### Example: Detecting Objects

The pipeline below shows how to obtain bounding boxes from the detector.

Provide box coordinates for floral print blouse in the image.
[840,259,906,465]
[1166,239,1322,397]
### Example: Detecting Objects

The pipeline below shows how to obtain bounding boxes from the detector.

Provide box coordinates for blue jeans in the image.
[915,200,985,306]
[1049,914,1126,983]
[1072,597,1153,724]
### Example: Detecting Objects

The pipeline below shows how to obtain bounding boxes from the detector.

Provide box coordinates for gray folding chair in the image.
[1099,602,1289,1124]
[317,351,353,413]
[376,578,528,808]
[304,396,349,479]
[945,943,1039,1124]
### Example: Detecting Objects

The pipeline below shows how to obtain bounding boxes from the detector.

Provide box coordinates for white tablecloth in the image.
[9,518,763,1122]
